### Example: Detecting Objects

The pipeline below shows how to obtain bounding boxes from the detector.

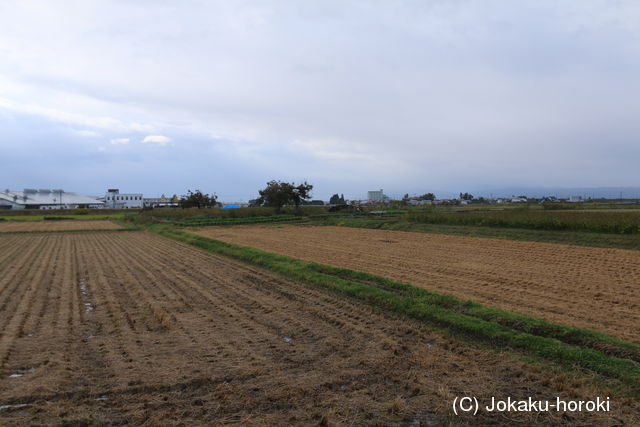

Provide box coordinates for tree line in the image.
[178,180,314,210]
[178,182,485,210]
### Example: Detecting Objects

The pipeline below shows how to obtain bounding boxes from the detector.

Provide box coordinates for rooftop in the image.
[0,189,104,206]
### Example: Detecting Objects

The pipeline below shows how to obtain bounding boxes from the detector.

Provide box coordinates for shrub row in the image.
[406,210,640,234]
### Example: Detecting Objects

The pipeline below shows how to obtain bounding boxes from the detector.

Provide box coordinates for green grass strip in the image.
[307,264,640,362]
[175,214,300,227]
[156,228,640,394]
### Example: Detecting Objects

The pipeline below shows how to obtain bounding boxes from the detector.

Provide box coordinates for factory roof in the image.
[0,189,104,206]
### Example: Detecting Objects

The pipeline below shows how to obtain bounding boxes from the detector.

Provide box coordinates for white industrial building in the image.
[367,189,389,203]
[0,189,104,210]
[104,189,144,209]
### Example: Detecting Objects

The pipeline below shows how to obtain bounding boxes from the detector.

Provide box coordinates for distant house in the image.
[0,189,104,210]
[511,197,527,203]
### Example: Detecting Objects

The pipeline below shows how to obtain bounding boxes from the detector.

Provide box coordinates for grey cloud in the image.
[1,1,639,200]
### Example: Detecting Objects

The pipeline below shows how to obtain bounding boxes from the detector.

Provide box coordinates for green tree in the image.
[257,180,313,211]
[420,193,436,201]
[180,190,217,208]
[459,192,474,201]
[329,193,346,205]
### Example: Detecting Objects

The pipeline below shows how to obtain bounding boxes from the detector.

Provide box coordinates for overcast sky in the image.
[1,1,639,201]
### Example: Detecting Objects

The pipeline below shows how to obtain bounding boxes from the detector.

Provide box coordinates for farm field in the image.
[3,233,637,424]
[305,216,640,250]
[191,225,640,344]
[0,220,122,232]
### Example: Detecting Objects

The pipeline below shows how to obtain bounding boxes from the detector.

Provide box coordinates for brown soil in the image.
[1,232,636,425]
[191,225,640,344]
[0,220,121,232]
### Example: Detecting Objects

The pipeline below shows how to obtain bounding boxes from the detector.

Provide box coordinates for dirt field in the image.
[191,225,640,344]
[1,232,635,425]
[0,220,121,232]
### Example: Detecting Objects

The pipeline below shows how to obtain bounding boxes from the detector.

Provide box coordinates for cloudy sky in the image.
[1,1,639,201]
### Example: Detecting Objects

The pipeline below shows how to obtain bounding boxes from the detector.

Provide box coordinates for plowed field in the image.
[1,232,634,425]
[0,220,121,232]
[191,225,640,344]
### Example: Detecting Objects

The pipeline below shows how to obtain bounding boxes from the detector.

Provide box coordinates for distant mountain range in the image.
[466,187,640,199]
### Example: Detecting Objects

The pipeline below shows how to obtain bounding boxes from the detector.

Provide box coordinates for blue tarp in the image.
[222,204,241,209]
